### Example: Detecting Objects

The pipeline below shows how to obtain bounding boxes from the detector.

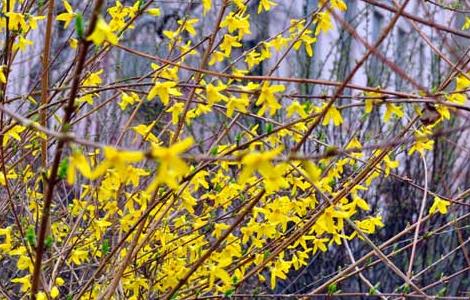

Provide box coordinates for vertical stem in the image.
[30,0,104,297]
[40,0,55,169]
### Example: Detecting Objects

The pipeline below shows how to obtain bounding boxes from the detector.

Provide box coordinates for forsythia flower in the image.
[132,121,159,144]
[322,104,343,126]
[206,81,228,105]
[4,125,26,146]
[258,0,277,13]
[11,275,31,292]
[226,95,249,117]
[462,17,470,30]
[220,34,242,56]
[429,196,450,215]
[0,65,7,83]
[91,147,144,179]
[166,102,185,125]
[408,129,434,156]
[202,0,211,14]
[239,147,282,184]
[315,12,333,35]
[286,101,307,118]
[364,90,382,113]
[146,8,161,16]
[118,91,140,110]
[87,17,118,46]
[13,35,33,52]
[147,137,193,191]
[255,82,285,116]
[56,0,76,28]
[177,18,199,36]
[67,151,92,184]
[384,102,404,122]
[147,81,182,105]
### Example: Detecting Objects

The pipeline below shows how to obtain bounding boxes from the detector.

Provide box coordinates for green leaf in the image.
[368,282,380,295]
[235,133,242,146]
[102,239,110,255]
[265,123,273,134]
[45,235,54,248]
[210,146,218,156]
[224,288,235,297]
[58,158,69,180]
[26,226,36,247]
[327,283,338,295]
[437,287,446,297]
[75,13,84,39]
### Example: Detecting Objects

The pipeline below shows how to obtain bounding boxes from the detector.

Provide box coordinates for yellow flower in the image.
[226,94,249,117]
[384,103,404,122]
[118,91,140,110]
[270,258,290,289]
[91,147,144,179]
[69,38,78,49]
[13,35,33,52]
[0,169,17,186]
[147,137,193,191]
[351,215,384,238]
[6,12,28,31]
[219,34,242,56]
[255,82,285,116]
[408,129,434,156]
[320,0,347,11]
[147,81,182,105]
[202,0,211,14]
[87,17,118,46]
[312,237,329,254]
[146,8,161,16]
[258,0,277,13]
[315,12,333,35]
[11,275,31,292]
[56,0,75,28]
[208,51,226,66]
[429,196,450,215]
[0,227,12,252]
[69,248,89,265]
[67,151,92,184]
[268,35,289,51]
[332,0,347,11]
[177,18,198,36]
[345,137,363,159]
[322,104,343,126]
[4,125,26,146]
[301,161,321,183]
[83,69,103,87]
[0,65,6,83]
[166,102,185,125]
[205,81,228,105]
[26,15,45,30]
[286,101,307,118]
[221,12,251,39]
[293,32,317,57]
[383,154,399,176]
[239,147,282,184]
[132,121,159,144]
[462,17,470,30]
[364,90,382,113]
[51,286,60,298]
[55,277,65,286]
